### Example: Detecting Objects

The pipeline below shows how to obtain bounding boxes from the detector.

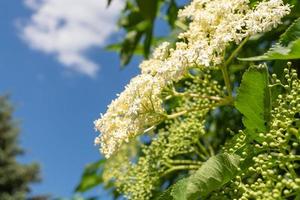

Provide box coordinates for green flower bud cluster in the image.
[212,67,300,200]
[178,71,223,112]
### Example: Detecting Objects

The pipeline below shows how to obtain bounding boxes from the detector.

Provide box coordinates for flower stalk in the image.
[162,165,201,177]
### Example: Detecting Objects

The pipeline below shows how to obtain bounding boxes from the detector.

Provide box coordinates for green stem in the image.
[224,37,249,68]
[269,83,286,88]
[167,159,202,166]
[221,37,249,97]
[166,110,188,119]
[197,141,210,157]
[208,144,215,156]
[194,147,208,160]
[287,164,297,178]
[221,66,233,98]
[174,92,222,101]
[162,165,201,177]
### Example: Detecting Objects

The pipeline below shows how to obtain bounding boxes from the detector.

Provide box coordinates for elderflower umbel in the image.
[94,0,290,158]
[177,0,290,67]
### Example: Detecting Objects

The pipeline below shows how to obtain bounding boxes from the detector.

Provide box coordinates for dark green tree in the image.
[0,95,40,200]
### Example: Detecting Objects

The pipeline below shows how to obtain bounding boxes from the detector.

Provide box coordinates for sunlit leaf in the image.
[235,65,271,141]
[239,39,300,61]
[157,153,241,200]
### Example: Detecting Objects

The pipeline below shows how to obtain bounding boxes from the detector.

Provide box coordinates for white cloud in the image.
[20,0,123,77]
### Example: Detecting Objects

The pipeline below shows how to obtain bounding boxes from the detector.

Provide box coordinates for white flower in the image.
[94,74,165,158]
[152,42,170,60]
[245,0,291,34]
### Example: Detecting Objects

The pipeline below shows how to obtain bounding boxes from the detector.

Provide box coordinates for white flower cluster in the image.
[94,0,290,158]
[177,0,291,67]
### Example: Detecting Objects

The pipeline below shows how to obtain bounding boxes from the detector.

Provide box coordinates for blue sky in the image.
[0,0,142,198]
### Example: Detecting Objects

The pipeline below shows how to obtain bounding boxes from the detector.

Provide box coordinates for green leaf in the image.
[136,0,159,20]
[279,17,300,45]
[157,153,241,200]
[239,39,300,61]
[166,0,179,28]
[295,193,300,200]
[120,30,143,66]
[143,26,153,58]
[106,43,144,55]
[239,17,300,61]
[118,11,144,30]
[235,65,271,141]
[75,160,105,192]
[105,43,122,52]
